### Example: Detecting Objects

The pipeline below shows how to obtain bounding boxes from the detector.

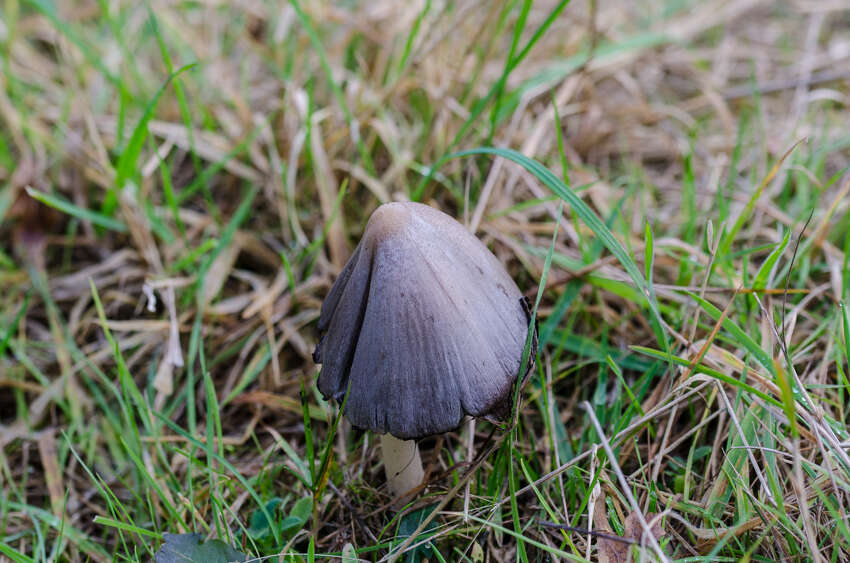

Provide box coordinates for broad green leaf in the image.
[154,533,249,563]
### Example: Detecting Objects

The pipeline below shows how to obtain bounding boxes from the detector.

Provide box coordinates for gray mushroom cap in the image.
[313,202,535,440]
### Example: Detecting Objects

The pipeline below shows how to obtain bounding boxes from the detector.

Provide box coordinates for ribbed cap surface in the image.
[313,202,535,439]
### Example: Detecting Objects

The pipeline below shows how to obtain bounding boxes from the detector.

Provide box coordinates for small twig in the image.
[573,0,599,75]
[722,67,850,100]
[583,401,671,563]
[539,520,637,545]
[687,219,721,346]
[781,209,814,349]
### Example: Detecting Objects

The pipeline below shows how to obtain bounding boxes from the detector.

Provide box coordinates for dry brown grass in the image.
[2,0,850,561]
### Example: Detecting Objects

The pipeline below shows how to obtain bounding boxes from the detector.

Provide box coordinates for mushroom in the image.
[313,201,536,500]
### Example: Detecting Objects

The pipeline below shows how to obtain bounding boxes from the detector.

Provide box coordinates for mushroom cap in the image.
[313,202,535,440]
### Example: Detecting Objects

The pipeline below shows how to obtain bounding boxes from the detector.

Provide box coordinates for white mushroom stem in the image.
[380,434,424,500]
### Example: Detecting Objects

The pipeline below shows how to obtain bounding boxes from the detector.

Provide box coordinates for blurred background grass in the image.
[2,0,850,561]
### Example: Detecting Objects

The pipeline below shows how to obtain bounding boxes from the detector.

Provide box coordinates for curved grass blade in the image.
[25,187,127,232]
[449,0,572,148]
[0,543,36,563]
[686,292,776,377]
[630,345,780,407]
[717,139,804,261]
[0,291,29,358]
[26,0,123,90]
[467,515,588,562]
[288,0,375,176]
[427,147,670,353]
[102,63,197,216]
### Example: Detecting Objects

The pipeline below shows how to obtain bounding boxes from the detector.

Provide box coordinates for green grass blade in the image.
[0,291,29,358]
[153,412,281,544]
[102,63,197,216]
[686,292,776,377]
[449,0,572,148]
[429,147,670,353]
[25,0,124,89]
[0,544,36,563]
[25,187,127,232]
[7,502,110,560]
[717,140,803,261]
[753,230,791,289]
[467,515,588,562]
[630,345,780,407]
[394,0,432,77]
[92,516,162,539]
[288,0,375,176]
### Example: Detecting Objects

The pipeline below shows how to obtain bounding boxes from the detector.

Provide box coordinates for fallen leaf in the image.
[683,515,764,553]
[202,241,241,307]
[470,540,485,562]
[342,542,362,562]
[593,493,620,563]
[154,533,249,563]
[597,510,665,563]
[623,511,664,546]
[37,430,65,519]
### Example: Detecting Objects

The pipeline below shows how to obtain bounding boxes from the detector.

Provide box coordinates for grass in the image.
[2,0,850,561]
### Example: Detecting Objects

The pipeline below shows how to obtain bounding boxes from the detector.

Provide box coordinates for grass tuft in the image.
[2,1,850,561]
